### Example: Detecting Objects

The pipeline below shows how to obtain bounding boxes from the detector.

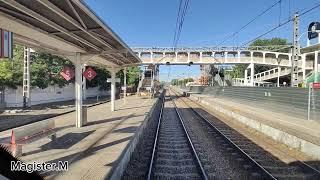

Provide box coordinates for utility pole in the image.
[291,13,300,87]
[23,47,31,108]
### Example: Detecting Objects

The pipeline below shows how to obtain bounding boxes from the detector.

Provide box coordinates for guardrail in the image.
[181,86,319,121]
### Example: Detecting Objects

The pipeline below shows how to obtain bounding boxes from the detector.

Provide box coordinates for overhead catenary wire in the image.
[216,0,282,47]
[240,19,292,47]
[240,1,320,47]
[173,0,184,48]
[300,2,320,17]
[172,0,190,49]
[174,0,190,48]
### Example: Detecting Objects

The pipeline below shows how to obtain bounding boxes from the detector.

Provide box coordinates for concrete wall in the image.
[3,84,109,107]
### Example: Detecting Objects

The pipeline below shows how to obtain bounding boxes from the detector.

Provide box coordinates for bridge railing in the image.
[132,45,291,52]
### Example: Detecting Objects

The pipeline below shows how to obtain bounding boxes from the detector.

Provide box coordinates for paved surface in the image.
[193,93,320,146]
[0,95,155,179]
[0,96,109,131]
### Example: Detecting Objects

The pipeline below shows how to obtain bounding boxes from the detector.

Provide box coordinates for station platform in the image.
[174,87,320,160]
[0,96,109,132]
[0,95,156,179]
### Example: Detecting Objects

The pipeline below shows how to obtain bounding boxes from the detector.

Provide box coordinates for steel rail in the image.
[175,89,320,178]
[146,93,165,180]
[170,94,208,180]
[170,88,277,180]
[147,90,208,180]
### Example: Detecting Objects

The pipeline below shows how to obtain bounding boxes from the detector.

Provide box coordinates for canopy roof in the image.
[0,0,140,67]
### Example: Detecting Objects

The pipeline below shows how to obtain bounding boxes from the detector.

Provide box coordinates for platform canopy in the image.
[0,0,141,67]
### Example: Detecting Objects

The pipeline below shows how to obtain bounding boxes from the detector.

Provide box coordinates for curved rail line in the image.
[147,93,208,180]
[171,87,320,180]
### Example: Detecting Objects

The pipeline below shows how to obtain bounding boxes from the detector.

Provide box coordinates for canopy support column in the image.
[82,64,87,100]
[75,52,84,128]
[111,69,116,111]
[123,67,127,104]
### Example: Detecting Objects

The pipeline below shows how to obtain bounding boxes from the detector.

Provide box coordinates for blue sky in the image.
[85,0,320,81]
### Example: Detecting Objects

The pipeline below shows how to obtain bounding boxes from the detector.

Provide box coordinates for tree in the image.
[171,79,179,85]
[31,52,73,88]
[0,45,23,88]
[227,64,247,78]
[1,45,142,91]
[116,66,141,87]
[229,38,290,78]
[127,67,141,86]
[249,38,291,52]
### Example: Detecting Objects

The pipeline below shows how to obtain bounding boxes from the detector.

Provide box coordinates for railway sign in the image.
[0,29,13,59]
[312,82,320,89]
[60,66,74,81]
[308,22,320,40]
[83,67,97,81]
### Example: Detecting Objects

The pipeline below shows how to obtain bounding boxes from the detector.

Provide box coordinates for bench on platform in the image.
[1,120,56,157]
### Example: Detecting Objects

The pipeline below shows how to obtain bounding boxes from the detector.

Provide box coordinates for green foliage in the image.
[31,52,73,89]
[230,38,290,78]
[228,64,247,78]
[86,66,141,90]
[249,38,289,51]
[86,66,110,90]
[0,45,23,88]
[1,45,141,90]
[171,78,193,86]
[127,67,141,86]
[116,66,141,87]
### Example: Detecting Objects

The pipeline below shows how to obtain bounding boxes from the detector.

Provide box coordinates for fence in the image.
[182,86,319,121]
[0,86,4,108]
[3,84,110,107]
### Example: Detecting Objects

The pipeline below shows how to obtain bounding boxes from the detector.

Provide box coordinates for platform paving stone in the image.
[0,95,155,179]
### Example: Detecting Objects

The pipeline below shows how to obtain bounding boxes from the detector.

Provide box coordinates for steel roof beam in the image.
[66,0,87,29]
[37,0,134,64]
[2,0,101,51]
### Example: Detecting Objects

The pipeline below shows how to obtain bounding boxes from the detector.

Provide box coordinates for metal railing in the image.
[182,86,319,121]
[132,45,291,52]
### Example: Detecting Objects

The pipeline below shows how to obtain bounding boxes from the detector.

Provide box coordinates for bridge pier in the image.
[277,66,280,87]
[250,63,254,86]
[244,69,248,86]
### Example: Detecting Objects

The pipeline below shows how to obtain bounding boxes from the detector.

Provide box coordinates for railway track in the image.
[171,87,320,180]
[147,93,208,179]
